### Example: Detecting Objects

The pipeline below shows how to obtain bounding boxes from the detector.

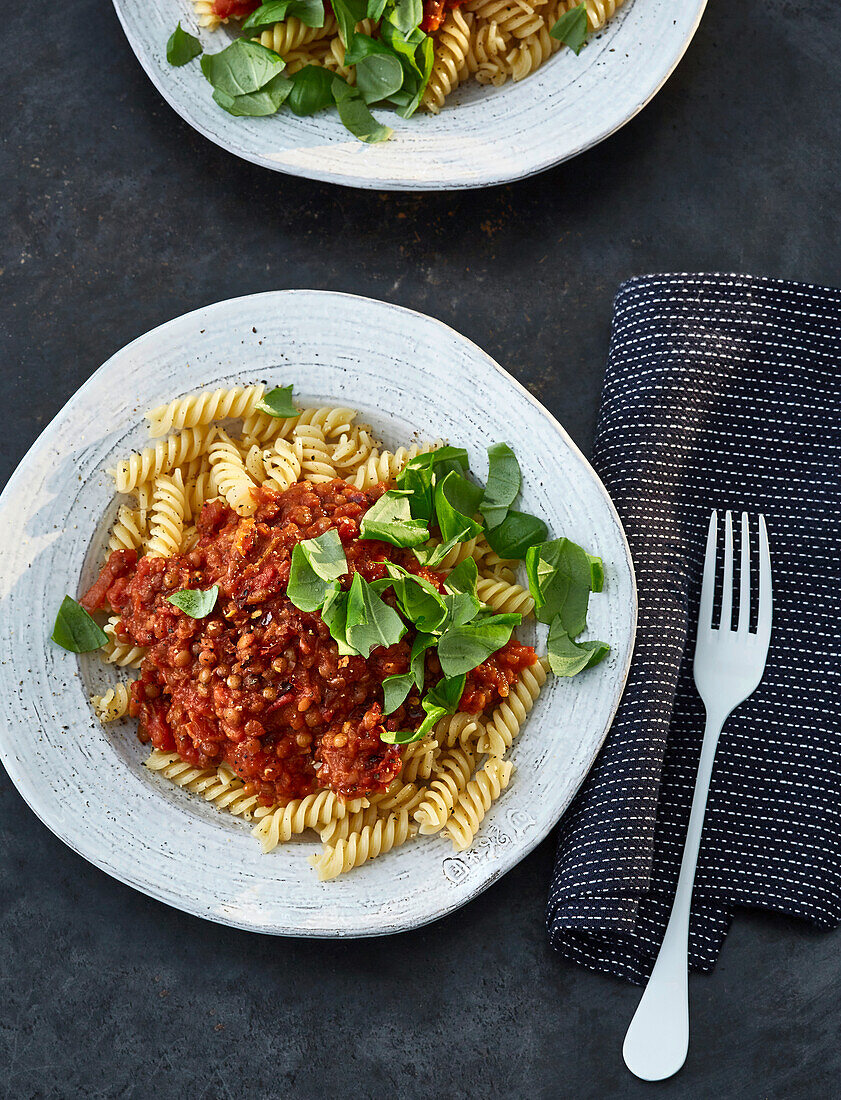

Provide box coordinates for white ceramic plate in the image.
[112,0,706,190]
[0,291,635,936]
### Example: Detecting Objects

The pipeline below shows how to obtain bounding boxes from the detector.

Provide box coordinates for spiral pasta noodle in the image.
[401,736,439,783]
[476,576,535,616]
[331,428,375,470]
[263,438,303,492]
[310,809,414,880]
[319,805,379,845]
[145,470,187,558]
[255,13,338,55]
[209,429,259,516]
[422,9,473,113]
[478,657,548,757]
[293,424,336,483]
[146,751,261,818]
[445,758,513,851]
[91,682,132,723]
[111,426,215,494]
[103,616,148,669]
[191,0,222,29]
[414,746,476,834]
[108,505,146,554]
[433,711,480,749]
[146,385,265,438]
[251,791,353,853]
[367,779,426,816]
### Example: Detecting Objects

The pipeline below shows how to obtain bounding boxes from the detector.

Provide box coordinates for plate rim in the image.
[110,0,708,192]
[0,290,637,936]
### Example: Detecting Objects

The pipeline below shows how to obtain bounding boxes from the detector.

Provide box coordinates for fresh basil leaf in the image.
[382,672,414,714]
[484,509,548,560]
[330,0,368,50]
[549,1,589,53]
[443,556,478,597]
[201,39,286,97]
[547,616,609,676]
[378,17,425,79]
[384,563,447,632]
[51,596,108,653]
[332,81,393,143]
[256,384,297,418]
[167,23,202,67]
[360,491,430,547]
[395,35,433,117]
[413,532,467,570]
[525,537,593,632]
[443,472,484,520]
[287,529,348,612]
[285,64,336,114]
[346,573,406,657]
[367,0,389,16]
[394,446,469,522]
[380,708,442,745]
[480,443,521,529]
[426,673,466,714]
[588,553,605,593]
[213,72,292,116]
[243,0,326,31]
[167,585,219,618]
[355,53,404,104]
[410,631,436,689]
[442,591,481,628]
[435,471,483,545]
[391,0,424,34]
[343,32,391,65]
[436,613,521,678]
[320,583,360,656]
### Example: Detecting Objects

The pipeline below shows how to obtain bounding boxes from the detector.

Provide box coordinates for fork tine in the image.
[737,511,750,632]
[757,514,773,637]
[719,511,734,630]
[698,510,717,631]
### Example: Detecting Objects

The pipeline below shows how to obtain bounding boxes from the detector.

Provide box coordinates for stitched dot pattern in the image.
[546,274,841,984]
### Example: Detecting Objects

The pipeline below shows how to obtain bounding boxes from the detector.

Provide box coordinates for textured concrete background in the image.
[2,2,840,1097]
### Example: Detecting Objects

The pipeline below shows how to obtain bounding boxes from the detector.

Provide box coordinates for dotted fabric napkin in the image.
[546,274,841,984]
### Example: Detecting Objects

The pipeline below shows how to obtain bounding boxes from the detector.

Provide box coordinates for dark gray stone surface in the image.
[2,1,839,1096]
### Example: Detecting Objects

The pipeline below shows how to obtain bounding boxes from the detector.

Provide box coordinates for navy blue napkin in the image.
[546,274,841,984]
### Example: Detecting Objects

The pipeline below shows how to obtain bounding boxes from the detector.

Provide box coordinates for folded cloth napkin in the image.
[546,273,841,984]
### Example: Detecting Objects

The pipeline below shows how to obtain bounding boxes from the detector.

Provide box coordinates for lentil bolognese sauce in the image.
[80,480,536,806]
[53,385,609,878]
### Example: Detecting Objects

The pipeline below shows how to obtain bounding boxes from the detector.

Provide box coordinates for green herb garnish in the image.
[166,23,202,67]
[546,617,610,677]
[51,596,108,653]
[167,585,219,618]
[242,0,326,31]
[359,490,430,547]
[550,1,589,54]
[480,443,521,529]
[484,509,548,560]
[287,529,348,612]
[201,39,286,98]
[346,573,406,656]
[256,384,298,419]
[436,612,521,678]
[288,66,338,115]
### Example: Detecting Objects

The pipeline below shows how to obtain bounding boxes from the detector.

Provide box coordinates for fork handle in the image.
[622,707,727,1081]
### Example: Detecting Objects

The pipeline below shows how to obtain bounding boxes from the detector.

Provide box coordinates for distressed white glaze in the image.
[111,0,707,190]
[0,291,636,936]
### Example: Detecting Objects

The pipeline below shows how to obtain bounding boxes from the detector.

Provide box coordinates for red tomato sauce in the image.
[212,0,261,18]
[421,0,468,33]
[84,479,536,806]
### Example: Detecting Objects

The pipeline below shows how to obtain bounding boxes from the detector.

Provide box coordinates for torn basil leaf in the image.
[51,596,108,653]
[167,23,202,67]
[443,556,478,598]
[480,442,521,529]
[484,509,548,560]
[346,573,406,656]
[384,563,447,633]
[242,0,326,31]
[547,616,609,676]
[382,672,414,714]
[549,1,589,54]
[201,39,286,98]
[287,65,337,115]
[436,612,521,678]
[287,529,348,612]
[332,80,394,143]
[213,72,292,117]
[359,491,430,547]
[410,632,436,689]
[425,673,466,713]
[525,537,594,632]
[167,585,219,618]
[330,0,369,53]
[256,384,298,418]
[320,583,360,656]
[435,471,483,545]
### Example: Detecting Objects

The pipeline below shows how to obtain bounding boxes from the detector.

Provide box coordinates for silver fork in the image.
[622,510,773,1081]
